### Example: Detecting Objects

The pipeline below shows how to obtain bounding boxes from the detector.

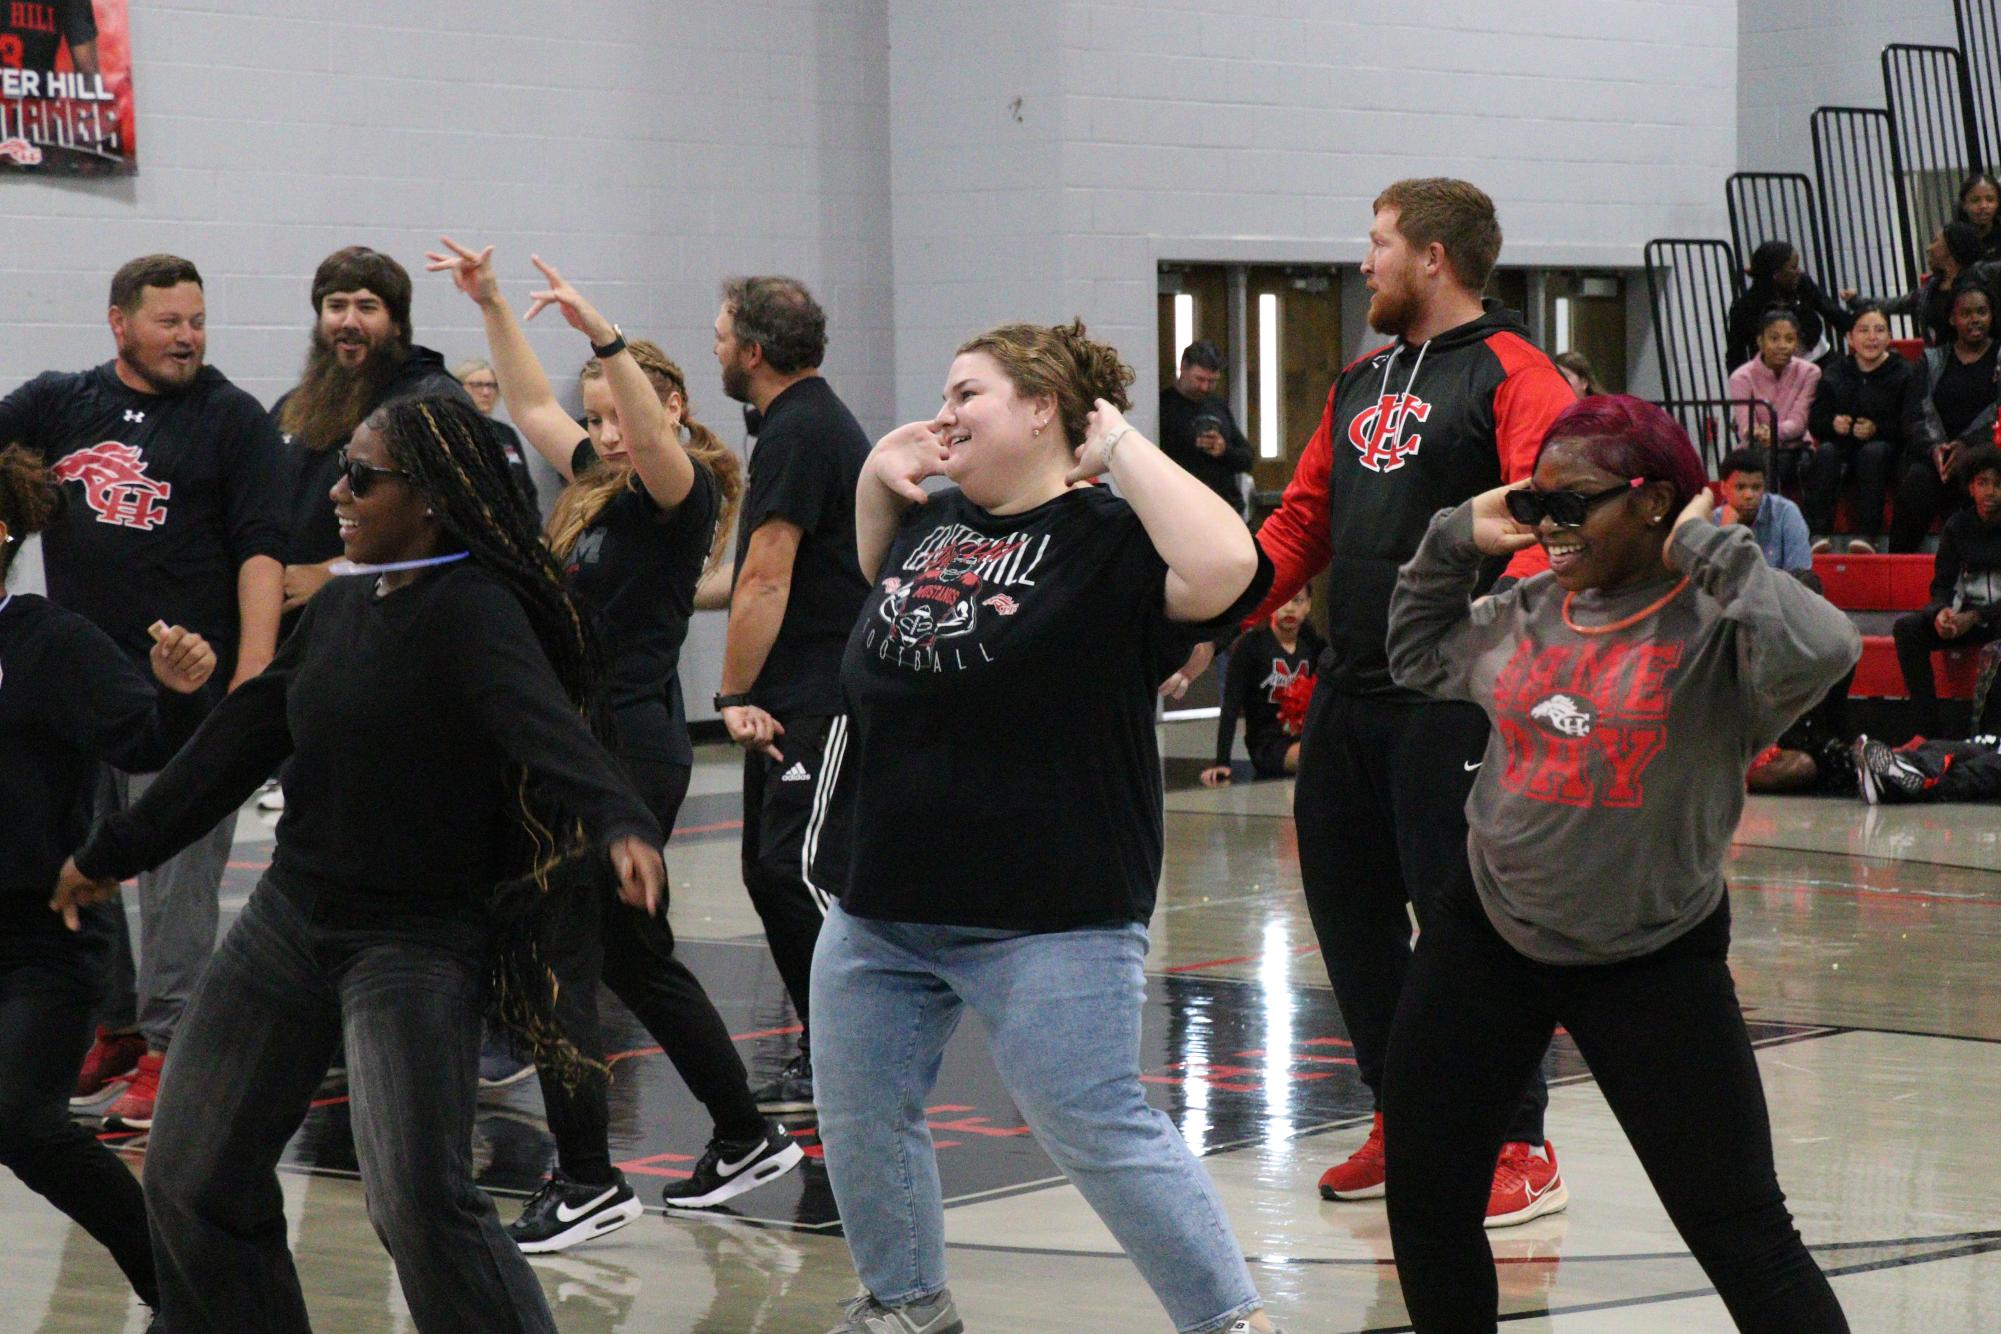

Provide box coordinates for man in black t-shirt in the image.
[711,275,870,1112]
[267,247,473,627]
[0,253,287,1128]
[1157,340,1252,512]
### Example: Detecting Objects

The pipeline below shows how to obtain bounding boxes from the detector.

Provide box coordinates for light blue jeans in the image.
[810,904,1262,1334]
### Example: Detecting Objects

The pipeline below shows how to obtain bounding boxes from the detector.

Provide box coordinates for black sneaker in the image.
[508,1169,644,1253]
[1853,736,1925,805]
[751,1053,814,1113]
[661,1122,806,1209]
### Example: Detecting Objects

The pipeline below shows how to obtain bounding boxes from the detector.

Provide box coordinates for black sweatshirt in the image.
[1926,507,2001,623]
[0,593,205,927]
[1808,354,1933,463]
[1725,275,1853,369]
[1157,388,1253,508]
[75,564,659,898]
[1215,624,1324,765]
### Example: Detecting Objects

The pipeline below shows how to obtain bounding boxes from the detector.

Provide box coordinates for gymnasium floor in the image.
[9,727,2000,1332]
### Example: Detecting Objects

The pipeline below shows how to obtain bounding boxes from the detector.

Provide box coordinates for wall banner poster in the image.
[0,1,134,175]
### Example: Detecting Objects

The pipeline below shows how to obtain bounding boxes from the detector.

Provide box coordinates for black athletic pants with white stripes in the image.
[740,712,853,1054]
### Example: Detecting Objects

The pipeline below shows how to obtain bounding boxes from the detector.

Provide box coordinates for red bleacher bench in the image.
[1811,553,1981,700]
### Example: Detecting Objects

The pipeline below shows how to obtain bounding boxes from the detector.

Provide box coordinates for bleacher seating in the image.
[1812,552,1980,698]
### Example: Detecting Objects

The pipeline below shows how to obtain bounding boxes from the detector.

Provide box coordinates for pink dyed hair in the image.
[1533,394,1707,512]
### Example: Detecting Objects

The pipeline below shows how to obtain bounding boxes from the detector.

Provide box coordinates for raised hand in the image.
[1671,486,1716,537]
[867,420,949,504]
[1067,399,1132,485]
[1468,481,1539,556]
[423,235,501,306]
[147,621,216,694]
[609,835,667,916]
[523,255,615,345]
[50,857,119,932]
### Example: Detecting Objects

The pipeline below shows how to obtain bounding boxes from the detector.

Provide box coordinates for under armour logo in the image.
[123,409,145,423]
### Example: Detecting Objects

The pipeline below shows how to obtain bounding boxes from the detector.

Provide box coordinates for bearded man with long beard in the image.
[269,247,471,628]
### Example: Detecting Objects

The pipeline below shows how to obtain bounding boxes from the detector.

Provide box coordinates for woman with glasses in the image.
[55,396,665,1333]
[1381,394,1855,1332]
[427,239,803,1250]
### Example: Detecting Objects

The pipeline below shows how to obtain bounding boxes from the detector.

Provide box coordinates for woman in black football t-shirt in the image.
[809,320,1283,1334]
[432,239,803,1246]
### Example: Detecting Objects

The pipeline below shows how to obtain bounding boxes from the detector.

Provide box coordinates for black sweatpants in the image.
[538,757,764,1183]
[1892,610,2001,736]
[1292,684,1546,1144]
[1382,886,1847,1333]
[0,928,157,1306]
[1889,455,1959,553]
[740,712,853,1049]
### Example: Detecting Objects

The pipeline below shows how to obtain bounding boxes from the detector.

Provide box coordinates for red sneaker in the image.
[1485,1140,1567,1228]
[102,1050,164,1132]
[71,1026,145,1106]
[1317,1112,1387,1200]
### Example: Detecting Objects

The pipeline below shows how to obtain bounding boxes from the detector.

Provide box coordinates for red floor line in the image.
[606,1022,803,1065]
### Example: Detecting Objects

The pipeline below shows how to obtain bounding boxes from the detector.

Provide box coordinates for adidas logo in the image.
[780,762,812,783]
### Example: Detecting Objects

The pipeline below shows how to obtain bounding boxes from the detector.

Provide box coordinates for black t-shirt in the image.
[1157,387,1253,507]
[0,593,204,931]
[0,362,287,667]
[0,0,95,74]
[734,377,870,717]
[563,440,718,766]
[1215,624,1325,765]
[1933,345,2000,441]
[838,485,1271,931]
[76,563,660,901]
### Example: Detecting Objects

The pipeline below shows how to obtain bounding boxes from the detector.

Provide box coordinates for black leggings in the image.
[1381,887,1846,1332]
[536,757,764,1184]
[0,935,157,1306]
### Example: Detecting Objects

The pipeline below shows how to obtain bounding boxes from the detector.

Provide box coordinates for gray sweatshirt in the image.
[1388,504,1861,965]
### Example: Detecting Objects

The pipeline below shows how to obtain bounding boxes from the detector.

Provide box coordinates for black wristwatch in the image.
[591,325,626,359]
[714,691,753,711]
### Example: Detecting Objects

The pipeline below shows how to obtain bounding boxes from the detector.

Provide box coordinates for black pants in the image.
[1804,437,1894,539]
[1382,887,1847,1333]
[740,712,853,1048]
[146,873,553,1332]
[1898,738,2001,800]
[1292,685,1546,1143]
[1892,610,2001,736]
[538,757,763,1182]
[1889,455,1959,553]
[0,926,156,1306]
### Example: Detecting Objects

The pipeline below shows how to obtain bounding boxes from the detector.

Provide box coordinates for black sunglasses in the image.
[1504,477,1646,528]
[336,449,408,498]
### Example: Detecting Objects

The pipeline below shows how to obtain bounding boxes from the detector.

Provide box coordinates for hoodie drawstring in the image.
[1374,339,1431,461]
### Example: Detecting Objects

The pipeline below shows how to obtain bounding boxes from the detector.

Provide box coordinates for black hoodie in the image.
[1249,303,1575,698]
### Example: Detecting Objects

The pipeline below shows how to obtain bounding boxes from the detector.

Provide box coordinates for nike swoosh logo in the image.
[554,1185,619,1223]
[716,1144,765,1177]
[1463,761,1482,771]
[1523,1177,1554,1202]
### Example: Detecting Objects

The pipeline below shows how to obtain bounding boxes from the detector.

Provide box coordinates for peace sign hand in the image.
[423,235,501,307]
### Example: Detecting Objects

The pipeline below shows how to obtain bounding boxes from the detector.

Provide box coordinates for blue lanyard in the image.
[327,551,470,577]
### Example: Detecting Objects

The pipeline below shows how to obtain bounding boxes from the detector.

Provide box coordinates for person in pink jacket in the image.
[1729,309,1821,495]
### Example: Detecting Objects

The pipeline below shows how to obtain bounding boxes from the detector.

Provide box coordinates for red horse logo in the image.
[52,442,172,531]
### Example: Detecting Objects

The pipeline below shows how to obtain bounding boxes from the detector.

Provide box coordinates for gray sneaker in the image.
[825,1288,964,1334]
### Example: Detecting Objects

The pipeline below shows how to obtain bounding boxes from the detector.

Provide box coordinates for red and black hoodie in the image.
[1250,302,1575,698]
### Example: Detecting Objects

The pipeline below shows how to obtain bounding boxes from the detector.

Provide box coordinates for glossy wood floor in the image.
[9,730,2000,1332]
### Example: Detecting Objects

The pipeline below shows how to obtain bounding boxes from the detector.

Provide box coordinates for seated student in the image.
[1200,587,1323,786]
[1891,443,2001,738]
[1957,172,2001,265]
[1858,223,2000,347]
[1807,302,1931,554]
[1727,309,1820,494]
[1715,448,1812,573]
[1891,282,2000,552]
[1726,241,1852,368]
[1852,722,2001,804]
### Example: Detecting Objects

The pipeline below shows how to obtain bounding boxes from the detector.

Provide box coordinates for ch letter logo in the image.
[52,442,173,531]
[1347,393,1431,473]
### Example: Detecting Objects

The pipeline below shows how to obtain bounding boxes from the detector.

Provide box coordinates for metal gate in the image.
[1881,43,1981,279]
[1644,239,1740,410]
[1954,0,2001,171]
[1811,106,1911,311]
[1726,172,1832,289]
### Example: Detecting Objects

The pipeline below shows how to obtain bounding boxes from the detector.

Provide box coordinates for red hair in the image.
[1533,394,1706,512]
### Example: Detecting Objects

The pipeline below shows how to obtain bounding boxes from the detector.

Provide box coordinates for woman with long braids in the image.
[0,445,215,1316]
[813,320,1285,1334]
[54,396,665,1333]
[428,237,801,1250]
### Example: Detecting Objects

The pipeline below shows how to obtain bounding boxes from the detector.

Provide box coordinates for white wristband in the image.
[1099,424,1132,470]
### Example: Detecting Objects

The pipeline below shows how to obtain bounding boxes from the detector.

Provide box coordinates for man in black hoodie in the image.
[270,247,473,623]
[1248,179,1577,1225]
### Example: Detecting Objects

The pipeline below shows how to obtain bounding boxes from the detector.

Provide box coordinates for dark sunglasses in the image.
[1504,477,1647,528]
[336,449,408,498]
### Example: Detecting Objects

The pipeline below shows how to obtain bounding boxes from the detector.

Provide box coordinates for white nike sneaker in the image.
[507,1168,644,1253]
[660,1120,805,1209]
